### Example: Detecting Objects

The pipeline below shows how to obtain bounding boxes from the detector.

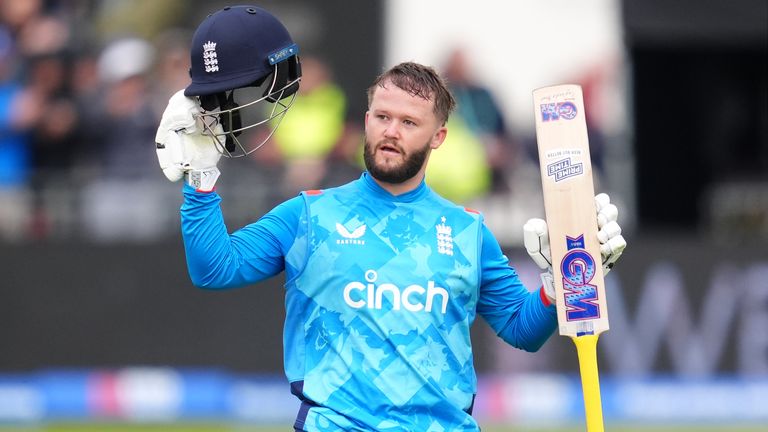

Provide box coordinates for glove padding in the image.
[523,193,627,303]
[155,90,222,192]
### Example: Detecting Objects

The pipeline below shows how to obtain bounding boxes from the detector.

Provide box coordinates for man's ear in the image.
[431,126,448,150]
[364,111,370,130]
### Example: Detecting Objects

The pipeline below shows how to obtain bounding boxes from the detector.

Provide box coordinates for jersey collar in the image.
[359,172,429,203]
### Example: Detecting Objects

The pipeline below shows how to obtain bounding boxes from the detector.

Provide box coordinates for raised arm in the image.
[181,186,303,289]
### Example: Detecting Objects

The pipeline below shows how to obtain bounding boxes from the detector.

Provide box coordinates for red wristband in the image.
[539,285,553,307]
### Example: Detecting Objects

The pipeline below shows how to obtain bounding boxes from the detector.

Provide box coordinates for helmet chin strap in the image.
[215,91,242,152]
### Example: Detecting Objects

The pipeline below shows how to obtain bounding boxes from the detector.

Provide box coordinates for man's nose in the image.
[383,122,400,138]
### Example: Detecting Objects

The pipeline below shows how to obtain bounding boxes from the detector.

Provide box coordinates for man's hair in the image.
[367,62,456,125]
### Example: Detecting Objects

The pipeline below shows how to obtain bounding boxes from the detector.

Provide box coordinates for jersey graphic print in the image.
[284,177,483,431]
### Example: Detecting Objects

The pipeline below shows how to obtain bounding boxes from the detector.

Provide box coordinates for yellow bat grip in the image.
[571,334,605,432]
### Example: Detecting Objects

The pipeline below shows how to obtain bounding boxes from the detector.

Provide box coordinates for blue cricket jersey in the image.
[181,172,557,431]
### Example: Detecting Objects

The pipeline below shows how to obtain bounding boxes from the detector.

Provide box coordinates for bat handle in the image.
[571,334,605,432]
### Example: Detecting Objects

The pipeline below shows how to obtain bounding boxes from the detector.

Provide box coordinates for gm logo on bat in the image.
[561,235,601,321]
[540,101,578,122]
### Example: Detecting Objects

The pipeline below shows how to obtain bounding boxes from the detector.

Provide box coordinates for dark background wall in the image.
[0,240,286,371]
[624,0,768,231]
[2,238,766,375]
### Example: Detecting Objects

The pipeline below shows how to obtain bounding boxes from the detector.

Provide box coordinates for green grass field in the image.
[0,424,765,432]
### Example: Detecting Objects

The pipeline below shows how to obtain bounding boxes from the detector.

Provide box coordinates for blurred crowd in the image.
[0,0,199,241]
[0,0,531,243]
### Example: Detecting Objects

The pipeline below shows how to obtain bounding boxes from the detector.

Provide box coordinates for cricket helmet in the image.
[185,5,301,157]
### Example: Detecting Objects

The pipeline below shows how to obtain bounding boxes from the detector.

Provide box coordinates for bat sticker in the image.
[561,235,601,323]
[547,157,584,182]
[540,101,578,121]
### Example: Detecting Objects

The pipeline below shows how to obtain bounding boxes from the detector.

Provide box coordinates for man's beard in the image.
[363,138,431,184]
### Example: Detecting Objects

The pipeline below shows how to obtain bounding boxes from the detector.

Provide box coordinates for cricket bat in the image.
[532,84,608,432]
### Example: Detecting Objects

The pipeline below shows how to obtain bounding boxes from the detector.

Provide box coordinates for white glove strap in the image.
[523,218,552,270]
[185,167,220,192]
[540,271,556,304]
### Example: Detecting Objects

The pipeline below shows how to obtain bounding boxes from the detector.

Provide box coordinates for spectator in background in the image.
[425,116,491,204]
[25,52,78,175]
[253,56,348,197]
[68,49,103,172]
[14,12,80,237]
[92,37,158,179]
[149,28,192,116]
[0,0,50,239]
[0,0,41,37]
[442,47,516,193]
[0,28,38,240]
[80,37,174,241]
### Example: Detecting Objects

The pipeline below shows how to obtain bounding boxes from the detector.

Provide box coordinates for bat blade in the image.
[533,83,608,431]
[532,84,609,338]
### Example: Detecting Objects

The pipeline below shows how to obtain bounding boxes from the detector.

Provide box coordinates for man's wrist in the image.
[540,271,556,305]
[185,167,220,192]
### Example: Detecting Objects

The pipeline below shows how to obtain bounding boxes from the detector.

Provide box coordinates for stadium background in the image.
[1,0,766,430]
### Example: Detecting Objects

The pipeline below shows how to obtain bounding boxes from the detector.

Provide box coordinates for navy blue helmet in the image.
[186,5,301,157]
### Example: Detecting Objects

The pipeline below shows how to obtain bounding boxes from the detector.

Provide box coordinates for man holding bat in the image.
[155,5,626,431]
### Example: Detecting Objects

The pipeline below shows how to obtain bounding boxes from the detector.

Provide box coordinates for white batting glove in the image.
[155,90,222,192]
[523,193,627,303]
[594,193,627,271]
[523,218,557,303]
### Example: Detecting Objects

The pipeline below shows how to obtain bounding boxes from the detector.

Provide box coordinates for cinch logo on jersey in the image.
[343,270,448,313]
[540,101,577,121]
[203,41,219,73]
[336,223,366,245]
[561,235,600,322]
